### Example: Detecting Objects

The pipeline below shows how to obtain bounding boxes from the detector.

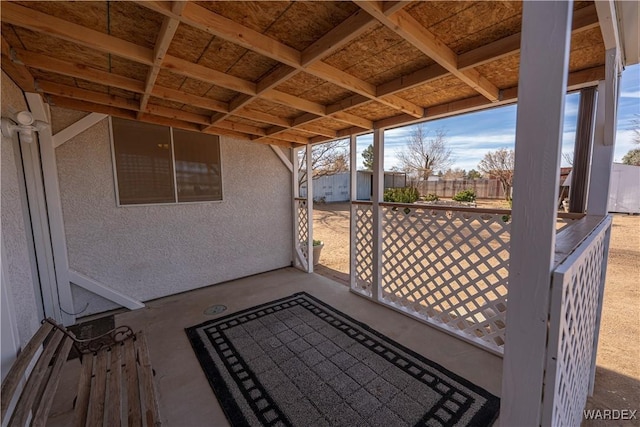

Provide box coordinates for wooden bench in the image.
[1,318,161,426]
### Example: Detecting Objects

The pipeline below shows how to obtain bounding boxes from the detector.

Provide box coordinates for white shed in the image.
[608,163,640,213]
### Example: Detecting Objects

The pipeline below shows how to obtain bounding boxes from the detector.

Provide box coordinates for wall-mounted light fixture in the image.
[1,111,48,144]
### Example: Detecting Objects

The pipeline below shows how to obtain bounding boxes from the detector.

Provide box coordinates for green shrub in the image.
[383,187,420,203]
[424,193,439,202]
[452,188,476,202]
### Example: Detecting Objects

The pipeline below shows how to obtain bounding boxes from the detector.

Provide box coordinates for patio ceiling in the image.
[1,1,606,148]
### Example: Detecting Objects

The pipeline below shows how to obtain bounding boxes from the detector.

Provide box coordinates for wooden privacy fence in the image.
[417,179,505,199]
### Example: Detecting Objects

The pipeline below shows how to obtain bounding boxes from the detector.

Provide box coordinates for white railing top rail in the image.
[353,200,586,221]
[553,215,608,268]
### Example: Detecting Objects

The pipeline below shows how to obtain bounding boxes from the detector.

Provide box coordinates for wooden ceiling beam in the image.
[48,96,137,121]
[246,136,296,148]
[37,81,140,111]
[180,2,301,67]
[213,120,267,137]
[355,1,500,102]
[15,49,146,93]
[301,8,377,66]
[2,2,154,65]
[39,80,307,145]
[150,86,228,114]
[3,1,421,134]
[139,1,186,115]
[256,132,309,145]
[234,108,292,128]
[142,1,424,126]
[11,48,307,134]
[162,55,257,95]
[206,8,380,130]
[309,65,606,144]
[296,123,338,139]
[458,4,599,70]
[1,37,35,91]
[306,61,424,117]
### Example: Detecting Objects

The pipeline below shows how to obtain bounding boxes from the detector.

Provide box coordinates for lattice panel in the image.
[380,206,511,352]
[351,203,373,297]
[544,220,611,426]
[295,199,309,266]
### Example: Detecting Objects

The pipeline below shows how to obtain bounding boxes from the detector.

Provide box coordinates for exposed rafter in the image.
[0,1,607,148]
[138,1,186,116]
[355,1,501,102]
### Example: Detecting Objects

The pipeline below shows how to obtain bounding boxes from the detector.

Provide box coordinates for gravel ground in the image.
[313,202,639,422]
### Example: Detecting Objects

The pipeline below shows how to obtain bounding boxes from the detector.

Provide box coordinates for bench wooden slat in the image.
[0,322,54,420]
[124,338,142,426]
[2,320,160,426]
[74,353,94,427]
[106,344,123,427]
[87,348,108,426]
[9,329,66,427]
[136,332,161,427]
[32,336,75,426]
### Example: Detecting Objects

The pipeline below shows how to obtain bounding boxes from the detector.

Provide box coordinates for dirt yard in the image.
[313,201,639,422]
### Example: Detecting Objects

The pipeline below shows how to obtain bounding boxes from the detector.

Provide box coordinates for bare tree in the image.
[478,148,515,200]
[298,139,349,186]
[397,125,453,181]
[442,168,466,180]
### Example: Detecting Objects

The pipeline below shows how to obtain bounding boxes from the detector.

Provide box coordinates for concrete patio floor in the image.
[48,267,502,426]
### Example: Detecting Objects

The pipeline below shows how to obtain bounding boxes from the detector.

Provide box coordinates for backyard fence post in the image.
[500,1,573,424]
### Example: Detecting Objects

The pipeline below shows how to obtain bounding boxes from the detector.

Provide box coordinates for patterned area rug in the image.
[186,292,499,426]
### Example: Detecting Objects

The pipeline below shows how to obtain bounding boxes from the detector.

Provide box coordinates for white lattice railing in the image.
[350,201,584,354]
[380,203,512,353]
[351,202,374,297]
[543,216,612,426]
[294,197,309,270]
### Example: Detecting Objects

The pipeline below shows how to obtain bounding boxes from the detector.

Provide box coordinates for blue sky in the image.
[354,63,640,172]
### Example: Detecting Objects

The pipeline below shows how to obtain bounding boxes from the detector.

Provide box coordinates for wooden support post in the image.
[569,87,597,213]
[372,128,384,302]
[306,143,314,273]
[350,135,357,202]
[500,1,573,425]
[587,49,620,215]
[292,147,302,270]
[349,134,357,289]
[25,93,76,326]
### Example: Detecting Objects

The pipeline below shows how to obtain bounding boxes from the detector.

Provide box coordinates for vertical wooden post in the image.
[586,47,620,392]
[372,128,384,302]
[306,143,314,273]
[292,147,301,270]
[500,1,573,424]
[349,135,357,288]
[25,93,76,326]
[350,135,357,202]
[587,49,620,215]
[569,87,597,213]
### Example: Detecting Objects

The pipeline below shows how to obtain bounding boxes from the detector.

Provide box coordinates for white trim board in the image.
[68,270,145,310]
[270,145,293,172]
[52,113,107,148]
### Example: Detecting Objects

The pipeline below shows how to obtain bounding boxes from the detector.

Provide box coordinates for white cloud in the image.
[620,89,640,99]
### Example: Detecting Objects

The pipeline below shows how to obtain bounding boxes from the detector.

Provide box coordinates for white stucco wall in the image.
[1,72,41,346]
[54,109,293,316]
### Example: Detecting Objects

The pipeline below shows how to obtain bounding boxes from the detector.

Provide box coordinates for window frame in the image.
[109,116,224,207]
